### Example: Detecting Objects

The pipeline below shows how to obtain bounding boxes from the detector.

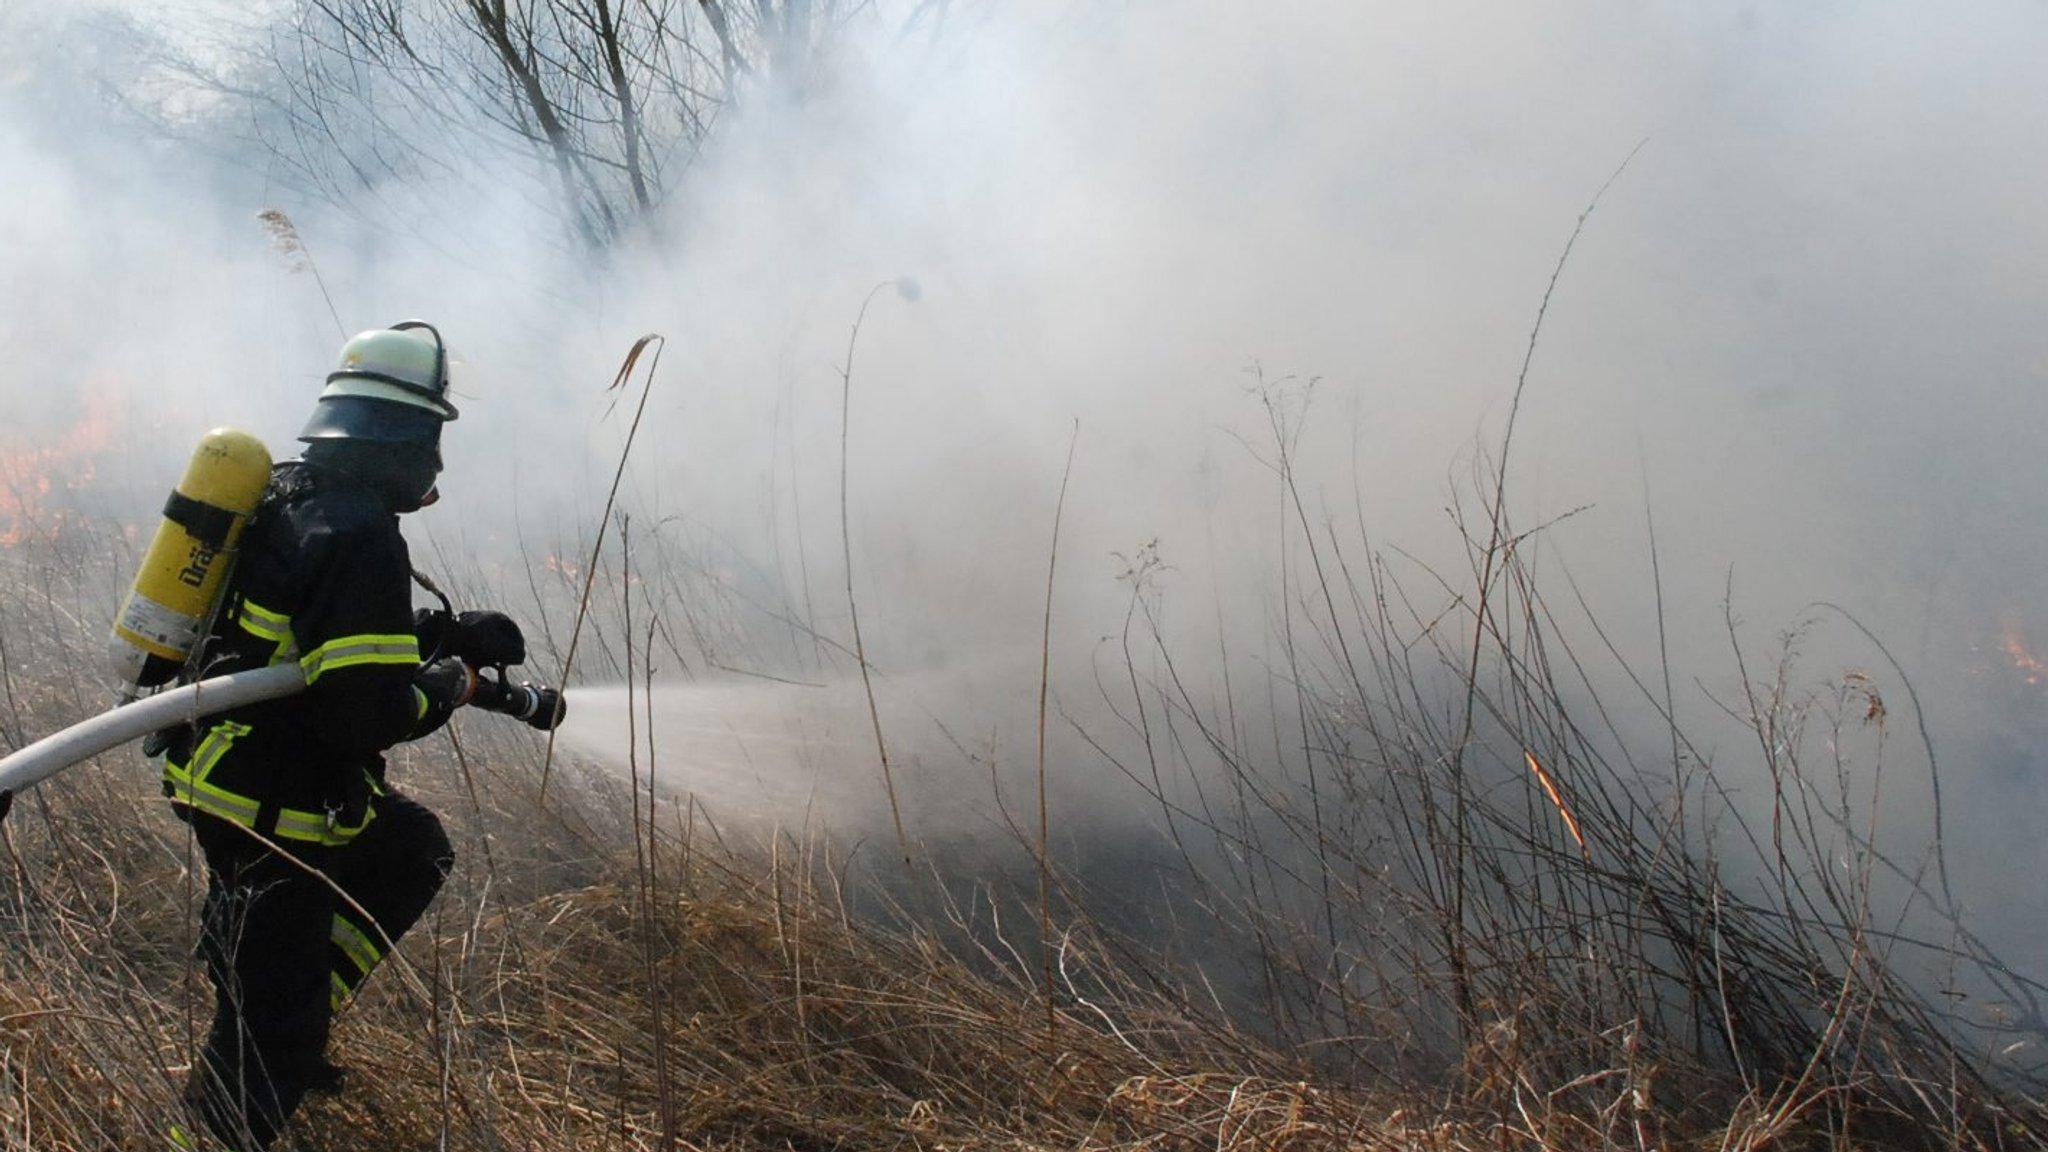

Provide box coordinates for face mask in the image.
[305,440,442,514]
[387,448,443,514]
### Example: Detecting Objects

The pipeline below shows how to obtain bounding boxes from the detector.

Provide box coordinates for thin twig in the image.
[540,333,665,803]
[1039,419,1079,1050]
[837,281,917,875]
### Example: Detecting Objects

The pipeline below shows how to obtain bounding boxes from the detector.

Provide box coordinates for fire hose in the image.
[0,663,305,821]
[0,661,564,822]
[0,427,570,822]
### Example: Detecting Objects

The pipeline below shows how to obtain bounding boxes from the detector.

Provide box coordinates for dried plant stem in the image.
[838,282,914,875]
[620,517,677,1149]
[1039,420,1079,1046]
[255,209,345,339]
[1447,138,1647,1031]
[541,333,665,803]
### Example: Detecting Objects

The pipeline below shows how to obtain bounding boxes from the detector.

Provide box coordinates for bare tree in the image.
[199,0,952,248]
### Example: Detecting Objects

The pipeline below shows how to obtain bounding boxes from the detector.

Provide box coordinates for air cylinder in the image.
[108,428,273,695]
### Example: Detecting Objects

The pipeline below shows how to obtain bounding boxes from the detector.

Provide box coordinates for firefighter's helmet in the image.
[299,321,459,443]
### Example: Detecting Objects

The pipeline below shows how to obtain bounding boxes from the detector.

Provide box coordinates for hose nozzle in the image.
[473,673,566,731]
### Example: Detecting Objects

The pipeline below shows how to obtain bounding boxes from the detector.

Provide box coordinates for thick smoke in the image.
[6,1,2048,987]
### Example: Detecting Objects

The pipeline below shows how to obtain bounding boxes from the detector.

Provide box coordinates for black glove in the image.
[414,607,454,659]
[416,609,527,667]
[412,658,478,737]
[454,611,527,666]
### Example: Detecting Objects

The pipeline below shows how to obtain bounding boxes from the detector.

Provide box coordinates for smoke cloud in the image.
[6,1,2048,980]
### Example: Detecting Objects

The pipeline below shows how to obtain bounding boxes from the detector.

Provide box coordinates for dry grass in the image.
[0,726,1403,1151]
[1069,373,2048,1150]
[1,375,2045,1151]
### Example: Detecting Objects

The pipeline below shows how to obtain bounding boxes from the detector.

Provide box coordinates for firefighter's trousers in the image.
[185,790,453,1150]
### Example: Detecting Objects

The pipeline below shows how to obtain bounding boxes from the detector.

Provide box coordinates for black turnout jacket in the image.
[162,460,453,844]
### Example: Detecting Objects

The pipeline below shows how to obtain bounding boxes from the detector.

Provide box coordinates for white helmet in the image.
[299,321,459,443]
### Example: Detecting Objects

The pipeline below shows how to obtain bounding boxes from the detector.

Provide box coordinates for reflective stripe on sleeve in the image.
[236,599,292,644]
[299,633,420,684]
[237,598,302,664]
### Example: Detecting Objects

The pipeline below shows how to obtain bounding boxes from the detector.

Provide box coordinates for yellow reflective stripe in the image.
[165,787,371,845]
[300,633,419,684]
[413,685,430,722]
[164,721,260,821]
[192,720,252,775]
[165,774,263,825]
[236,599,301,664]
[163,719,378,846]
[331,916,383,979]
[330,972,350,1010]
[273,808,344,842]
[236,599,292,644]
[164,721,252,797]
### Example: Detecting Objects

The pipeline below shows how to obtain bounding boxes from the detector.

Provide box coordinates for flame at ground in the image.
[0,388,122,546]
[2000,624,2046,688]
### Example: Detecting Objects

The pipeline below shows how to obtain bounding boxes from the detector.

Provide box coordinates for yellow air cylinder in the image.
[108,428,273,695]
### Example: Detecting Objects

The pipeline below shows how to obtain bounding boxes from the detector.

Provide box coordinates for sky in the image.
[5,0,2048,1003]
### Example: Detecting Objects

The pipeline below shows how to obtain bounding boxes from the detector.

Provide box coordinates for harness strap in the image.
[161,490,240,548]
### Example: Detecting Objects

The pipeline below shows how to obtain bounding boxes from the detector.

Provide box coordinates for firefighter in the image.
[162,321,523,1150]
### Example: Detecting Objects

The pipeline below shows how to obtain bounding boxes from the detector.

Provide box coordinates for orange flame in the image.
[2001,625,2046,687]
[0,389,122,546]
[1524,750,1586,852]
